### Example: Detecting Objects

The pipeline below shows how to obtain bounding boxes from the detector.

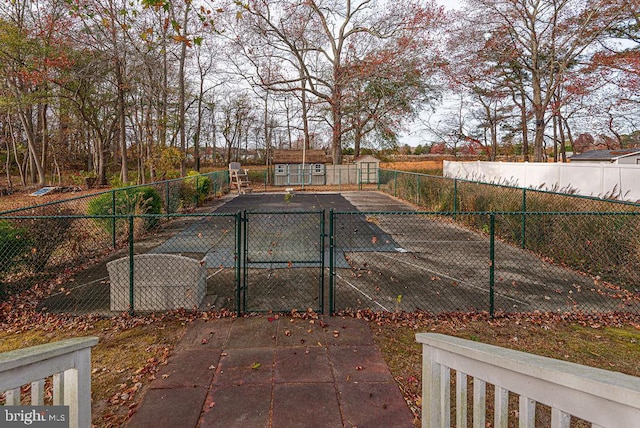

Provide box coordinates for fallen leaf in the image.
[251,362,261,370]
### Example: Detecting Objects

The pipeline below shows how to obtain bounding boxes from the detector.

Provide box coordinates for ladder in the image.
[229,164,252,194]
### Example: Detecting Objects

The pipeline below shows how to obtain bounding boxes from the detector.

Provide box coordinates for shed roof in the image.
[569,149,640,162]
[272,149,328,164]
[353,155,380,164]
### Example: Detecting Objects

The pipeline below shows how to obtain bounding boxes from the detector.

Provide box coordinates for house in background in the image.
[569,149,640,164]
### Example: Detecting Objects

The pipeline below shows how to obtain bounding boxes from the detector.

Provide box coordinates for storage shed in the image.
[273,149,329,186]
[353,155,380,184]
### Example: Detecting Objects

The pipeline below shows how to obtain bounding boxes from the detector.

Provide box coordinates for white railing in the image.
[0,337,99,428]
[417,333,640,428]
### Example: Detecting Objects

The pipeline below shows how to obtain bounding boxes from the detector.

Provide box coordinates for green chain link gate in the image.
[239,210,326,313]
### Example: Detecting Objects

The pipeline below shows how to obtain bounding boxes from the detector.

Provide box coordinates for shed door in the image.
[288,164,312,185]
[359,162,378,184]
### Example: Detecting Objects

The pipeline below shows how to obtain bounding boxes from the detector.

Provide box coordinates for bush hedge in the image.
[87,186,162,234]
[182,171,212,206]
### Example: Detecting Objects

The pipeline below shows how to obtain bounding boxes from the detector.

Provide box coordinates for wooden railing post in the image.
[64,346,93,428]
[421,343,441,428]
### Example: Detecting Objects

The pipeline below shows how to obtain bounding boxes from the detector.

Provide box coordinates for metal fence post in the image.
[521,188,527,249]
[453,179,458,218]
[235,212,242,316]
[128,215,135,316]
[195,176,200,207]
[329,209,335,314]
[489,213,495,317]
[242,210,248,313]
[320,210,326,314]
[111,190,117,248]
[165,181,170,214]
[394,170,398,197]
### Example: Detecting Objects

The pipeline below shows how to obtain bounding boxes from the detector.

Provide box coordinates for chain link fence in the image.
[1,170,639,316]
[0,172,230,305]
[11,213,240,315]
[329,211,640,314]
[0,171,229,218]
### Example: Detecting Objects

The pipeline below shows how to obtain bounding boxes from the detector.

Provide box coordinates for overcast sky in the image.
[436,0,462,10]
[395,0,464,147]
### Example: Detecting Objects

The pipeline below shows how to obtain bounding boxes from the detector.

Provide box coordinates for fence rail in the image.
[0,337,99,428]
[416,333,640,428]
[0,170,230,218]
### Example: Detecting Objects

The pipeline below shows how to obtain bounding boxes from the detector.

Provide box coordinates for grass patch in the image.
[0,315,189,427]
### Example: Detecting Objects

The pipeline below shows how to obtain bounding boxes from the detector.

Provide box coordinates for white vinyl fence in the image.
[444,161,640,202]
[417,333,640,428]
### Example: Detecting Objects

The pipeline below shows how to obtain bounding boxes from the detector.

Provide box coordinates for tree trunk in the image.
[211,107,217,167]
[331,61,343,165]
[38,103,49,184]
[95,131,107,186]
[194,77,204,172]
[520,91,530,162]
[18,108,46,186]
[116,59,128,184]
[7,114,25,187]
[531,70,546,162]
[558,112,567,163]
[177,3,190,177]
[300,70,310,150]
[563,116,574,155]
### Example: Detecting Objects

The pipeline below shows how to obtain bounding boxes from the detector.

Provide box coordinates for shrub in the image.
[183,171,212,206]
[87,186,162,235]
